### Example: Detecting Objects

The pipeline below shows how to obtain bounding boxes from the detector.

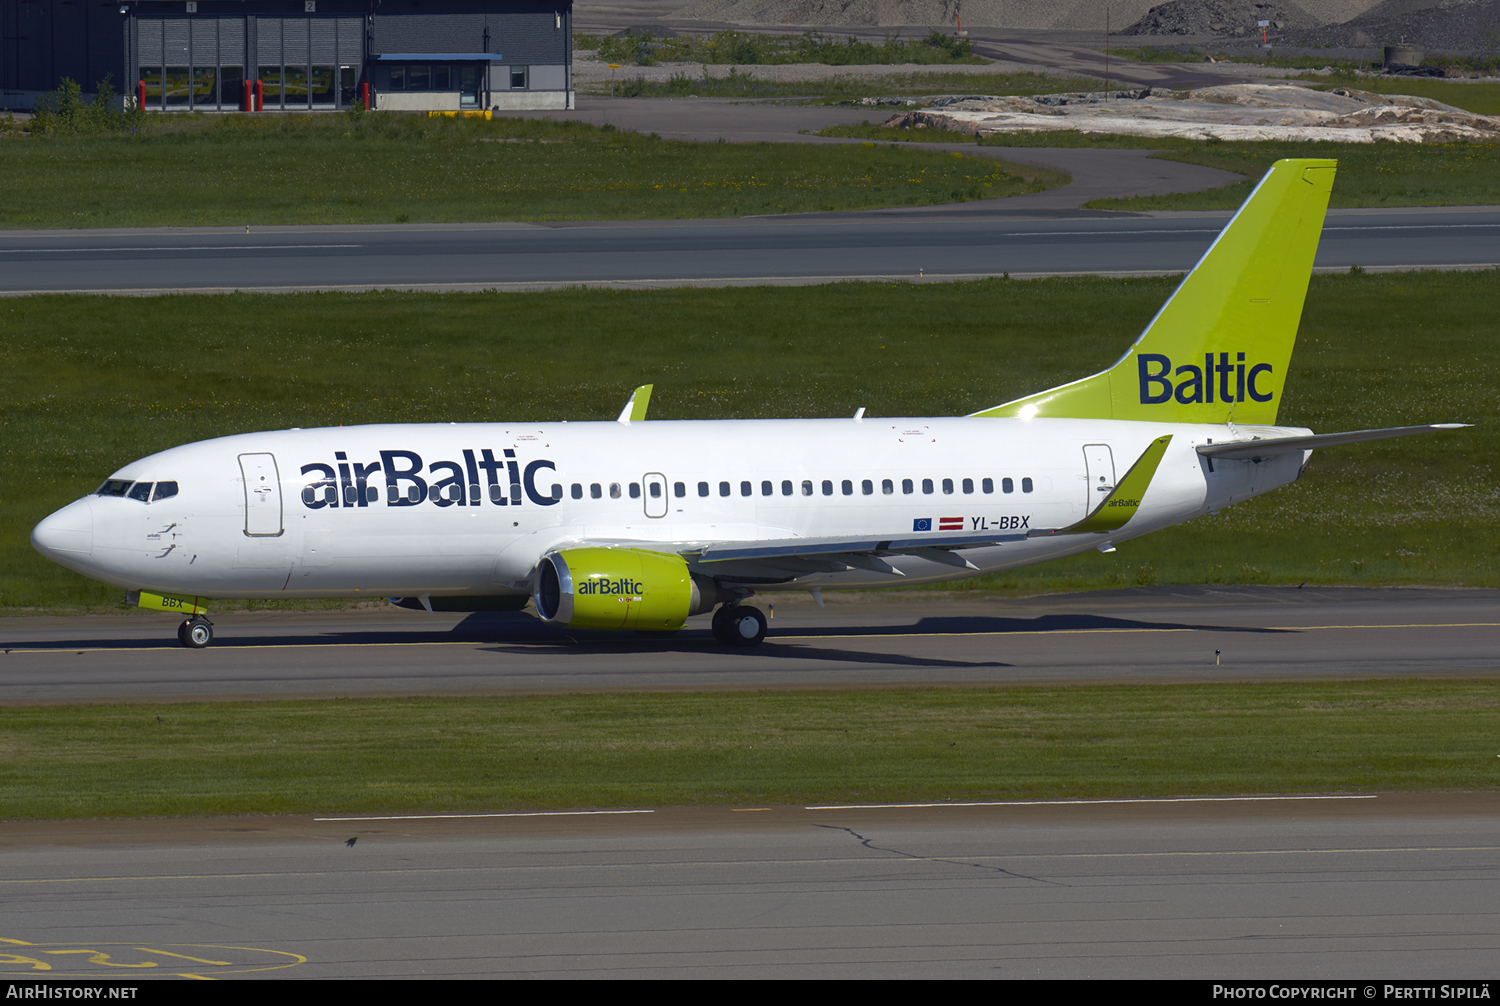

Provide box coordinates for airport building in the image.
[0,0,573,112]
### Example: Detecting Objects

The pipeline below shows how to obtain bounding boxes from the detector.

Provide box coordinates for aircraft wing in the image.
[1197,424,1469,462]
[665,436,1175,579]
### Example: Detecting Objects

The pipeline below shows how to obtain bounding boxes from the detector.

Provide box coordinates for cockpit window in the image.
[127,481,154,502]
[152,481,179,502]
[96,479,132,497]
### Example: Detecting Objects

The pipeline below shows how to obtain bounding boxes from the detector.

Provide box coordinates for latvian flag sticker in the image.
[938,516,964,531]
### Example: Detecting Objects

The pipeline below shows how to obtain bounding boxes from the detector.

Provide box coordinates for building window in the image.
[510,65,528,89]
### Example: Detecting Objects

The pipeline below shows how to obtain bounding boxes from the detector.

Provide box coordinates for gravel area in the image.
[572,54,1096,84]
[667,0,1386,29]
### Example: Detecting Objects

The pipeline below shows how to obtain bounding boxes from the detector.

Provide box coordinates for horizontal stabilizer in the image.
[1197,424,1470,461]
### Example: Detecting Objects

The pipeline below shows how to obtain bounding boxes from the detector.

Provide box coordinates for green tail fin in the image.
[972,158,1336,425]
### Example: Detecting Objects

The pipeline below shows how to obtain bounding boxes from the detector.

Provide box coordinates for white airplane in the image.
[32,159,1465,649]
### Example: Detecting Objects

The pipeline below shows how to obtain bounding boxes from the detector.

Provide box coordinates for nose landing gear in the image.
[177,616,214,649]
[711,603,767,647]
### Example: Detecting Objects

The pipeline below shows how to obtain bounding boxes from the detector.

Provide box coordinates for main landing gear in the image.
[711,603,767,648]
[177,615,214,649]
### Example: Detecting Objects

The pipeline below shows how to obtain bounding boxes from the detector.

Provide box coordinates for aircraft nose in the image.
[32,498,94,560]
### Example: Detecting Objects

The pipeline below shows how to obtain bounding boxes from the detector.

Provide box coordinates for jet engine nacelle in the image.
[532,547,727,631]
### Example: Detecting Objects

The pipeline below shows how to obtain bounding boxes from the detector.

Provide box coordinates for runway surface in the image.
[3,794,1497,979]
[3,206,1496,296]
[3,586,1497,702]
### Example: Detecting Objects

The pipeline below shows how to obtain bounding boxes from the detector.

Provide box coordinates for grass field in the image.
[3,270,1495,610]
[2,682,1495,819]
[1085,140,1500,211]
[0,113,1050,228]
[813,127,1500,210]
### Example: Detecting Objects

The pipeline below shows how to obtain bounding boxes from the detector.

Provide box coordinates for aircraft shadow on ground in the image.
[4,611,1293,651]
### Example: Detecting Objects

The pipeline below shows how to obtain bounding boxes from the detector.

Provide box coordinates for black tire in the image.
[711,604,736,645]
[726,605,767,648]
[178,617,213,649]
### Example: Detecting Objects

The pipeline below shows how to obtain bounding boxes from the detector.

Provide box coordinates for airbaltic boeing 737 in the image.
[32,159,1465,648]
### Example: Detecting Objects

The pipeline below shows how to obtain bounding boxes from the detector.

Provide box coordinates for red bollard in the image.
[253,78,263,112]
[242,79,251,112]
[362,80,370,110]
[137,79,146,111]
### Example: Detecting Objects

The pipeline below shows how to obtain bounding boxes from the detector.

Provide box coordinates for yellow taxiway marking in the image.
[0,939,306,977]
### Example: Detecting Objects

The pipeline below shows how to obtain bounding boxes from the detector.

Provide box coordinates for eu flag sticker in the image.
[913,518,932,531]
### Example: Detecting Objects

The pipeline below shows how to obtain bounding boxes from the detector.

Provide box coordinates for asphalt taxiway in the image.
[3,794,1497,978]
[3,586,1497,702]
[6,592,1496,979]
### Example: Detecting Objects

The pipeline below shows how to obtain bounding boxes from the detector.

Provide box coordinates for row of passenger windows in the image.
[563,477,1035,500]
[95,479,179,503]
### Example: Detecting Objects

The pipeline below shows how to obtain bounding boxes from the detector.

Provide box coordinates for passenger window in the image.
[922,479,934,494]
[649,483,661,498]
[490,484,505,503]
[550,484,563,500]
[902,479,913,495]
[610,483,621,499]
[127,481,153,502]
[153,481,179,501]
[801,480,813,496]
[761,480,772,496]
[1002,477,1014,493]
[630,483,641,499]
[469,483,481,504]
[982,478,993,494]
[698,481,709,497]
[96,480,132,497]
[861,480,873,495]
[942,478,954,495]
[882,479,893,495]
[741,481,752,497]
[962,478,974,494]
[781,480,793,496]
[1022,477,1034,493]
[590,483,602,499]
[674,482,685,498]
[822,480,833,496]
[840,480,852,495]
[571,483,583,499]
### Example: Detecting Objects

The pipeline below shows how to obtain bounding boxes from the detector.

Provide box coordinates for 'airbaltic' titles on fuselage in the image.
[299,449,559,509]
[1138,353,1274,405]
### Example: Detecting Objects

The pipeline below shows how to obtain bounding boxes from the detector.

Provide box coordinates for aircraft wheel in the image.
[724,605,767,648]
[178,617,213,649]
[711,604,736,645]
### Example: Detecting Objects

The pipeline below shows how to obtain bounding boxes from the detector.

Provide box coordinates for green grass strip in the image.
[2,682,1495,820]
[0,113,1050,229]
